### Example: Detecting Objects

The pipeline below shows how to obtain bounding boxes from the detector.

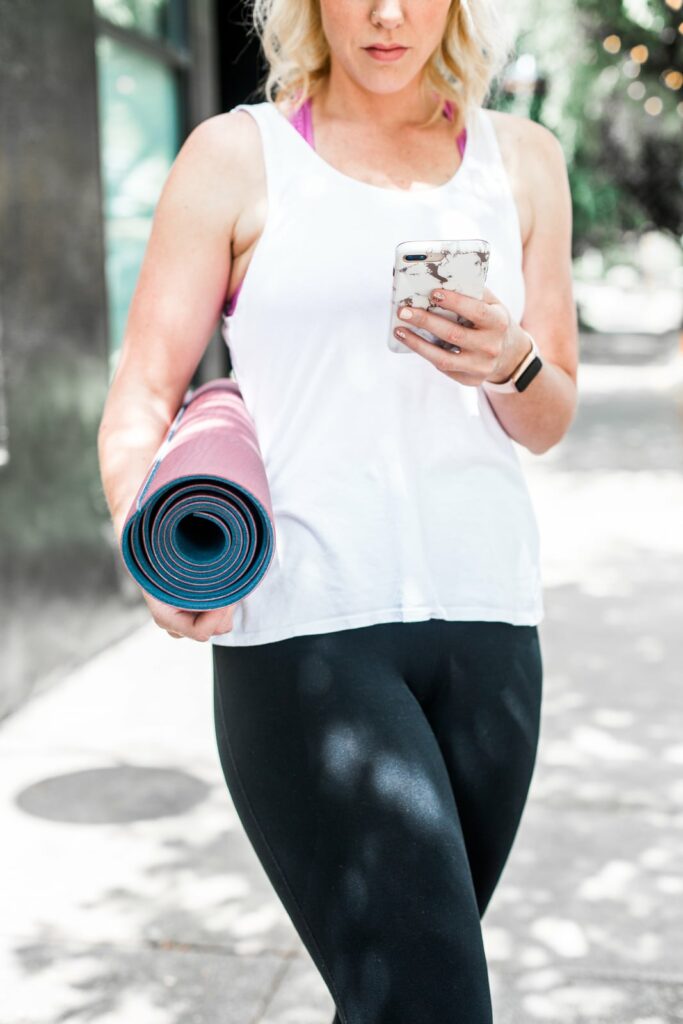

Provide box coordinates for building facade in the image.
[0,0,261,717]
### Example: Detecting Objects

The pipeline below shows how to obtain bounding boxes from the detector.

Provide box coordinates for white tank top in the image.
[211,99,544,646]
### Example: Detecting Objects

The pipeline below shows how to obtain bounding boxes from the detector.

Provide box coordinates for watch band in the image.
[481,332,543,394]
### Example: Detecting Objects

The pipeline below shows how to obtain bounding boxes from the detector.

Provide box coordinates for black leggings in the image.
[212,618,543,1024]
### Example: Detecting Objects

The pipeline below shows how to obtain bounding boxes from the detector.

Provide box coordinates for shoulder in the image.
[179,109,262,175]
[167,109,266,227]
[485,109,568,189]
[485,108,563,153]
[484,109,570,239]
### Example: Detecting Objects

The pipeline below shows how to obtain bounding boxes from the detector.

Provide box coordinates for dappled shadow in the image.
[4,331,683,1021]
[7,547,683,1022]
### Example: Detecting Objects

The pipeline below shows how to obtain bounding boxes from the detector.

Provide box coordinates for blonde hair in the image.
[246,0,517,135]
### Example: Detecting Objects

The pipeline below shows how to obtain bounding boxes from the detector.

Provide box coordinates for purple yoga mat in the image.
[120,378,276,610]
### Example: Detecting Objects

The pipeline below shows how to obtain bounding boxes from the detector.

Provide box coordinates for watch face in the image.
[515,356,543,391]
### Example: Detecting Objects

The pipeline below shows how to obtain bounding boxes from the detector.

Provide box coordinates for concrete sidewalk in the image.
[2,331,683,1024]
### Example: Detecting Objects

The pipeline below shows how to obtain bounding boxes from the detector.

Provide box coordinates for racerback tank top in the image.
[212,97,544,646]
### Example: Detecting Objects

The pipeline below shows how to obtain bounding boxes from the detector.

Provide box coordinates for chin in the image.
[353,67,417,92]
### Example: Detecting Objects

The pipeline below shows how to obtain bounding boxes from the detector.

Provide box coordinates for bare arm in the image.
[388,115,579,455]
[97,111,256,641]
[97,111,249,543]
[482,118,579,454]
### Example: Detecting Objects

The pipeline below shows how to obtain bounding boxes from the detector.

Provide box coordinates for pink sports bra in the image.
[223,97,468,318]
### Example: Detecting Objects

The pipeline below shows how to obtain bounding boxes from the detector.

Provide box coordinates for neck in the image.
[316,69,439,132]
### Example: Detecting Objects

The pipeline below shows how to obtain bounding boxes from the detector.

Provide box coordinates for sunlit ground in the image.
[1,329,682,1023]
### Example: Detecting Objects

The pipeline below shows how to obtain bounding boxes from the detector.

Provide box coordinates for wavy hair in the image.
[245,0,517,135]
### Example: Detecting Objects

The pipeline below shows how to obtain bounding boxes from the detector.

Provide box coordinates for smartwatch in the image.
[481,332,543,394]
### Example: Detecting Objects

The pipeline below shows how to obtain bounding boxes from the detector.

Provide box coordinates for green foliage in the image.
[570,0,682,246]
[494,0,683,250]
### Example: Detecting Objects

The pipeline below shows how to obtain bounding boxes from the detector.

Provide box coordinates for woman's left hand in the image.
[394,285,530,388]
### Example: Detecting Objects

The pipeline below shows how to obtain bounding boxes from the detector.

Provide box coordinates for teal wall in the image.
[0,0,153,718]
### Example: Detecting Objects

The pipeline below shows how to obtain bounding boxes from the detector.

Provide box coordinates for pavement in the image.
[2,328,683,1024]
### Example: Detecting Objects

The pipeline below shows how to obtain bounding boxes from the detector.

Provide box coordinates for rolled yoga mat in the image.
[120,378,276,610]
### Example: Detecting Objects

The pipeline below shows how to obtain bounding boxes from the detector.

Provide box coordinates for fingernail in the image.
[432,290,444,302]
[398,307,413,320]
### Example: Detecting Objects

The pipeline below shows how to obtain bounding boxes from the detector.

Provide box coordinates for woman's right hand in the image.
[141,590,237,641]
[115,514,237,641]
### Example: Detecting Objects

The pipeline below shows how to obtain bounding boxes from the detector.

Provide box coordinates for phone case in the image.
[387,239,491,354]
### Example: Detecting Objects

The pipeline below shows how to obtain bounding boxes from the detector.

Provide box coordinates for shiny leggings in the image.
[212,618,543,1024]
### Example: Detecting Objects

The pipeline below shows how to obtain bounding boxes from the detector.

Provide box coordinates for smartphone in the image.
[387,239,491,354]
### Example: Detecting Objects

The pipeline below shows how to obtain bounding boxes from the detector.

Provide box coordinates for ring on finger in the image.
[435,339,462,354]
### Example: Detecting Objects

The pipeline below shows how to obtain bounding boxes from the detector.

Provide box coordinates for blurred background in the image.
[1,1,682,1021]
[0,0,681,713]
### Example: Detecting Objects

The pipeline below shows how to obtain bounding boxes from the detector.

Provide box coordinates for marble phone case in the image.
[388,239,491,354]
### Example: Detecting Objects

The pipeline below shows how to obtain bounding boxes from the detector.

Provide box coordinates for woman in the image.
[98,0,578,1020]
